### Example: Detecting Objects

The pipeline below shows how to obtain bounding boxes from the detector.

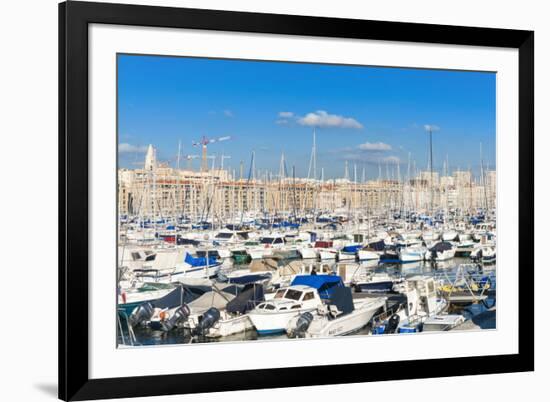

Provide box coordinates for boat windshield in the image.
[274,289,287,299]
[260,237,284,244]
[215,232,233,239]
[285,289,303,301]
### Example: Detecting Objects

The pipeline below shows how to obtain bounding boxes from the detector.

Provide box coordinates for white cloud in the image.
[223,110,233,117]
[119,143,148,153]
[278,111,294,118]
[276,119,289,125]
[424,124,440,132]
[297,110,363,129]
[358,141,392,151]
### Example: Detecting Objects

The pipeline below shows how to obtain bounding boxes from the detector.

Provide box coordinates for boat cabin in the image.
[259,234,286,247]
[298,263,333,276]
[398,276,439,317]
[213,230,250,243]
[290,274,344,299]
[258,285,323,311]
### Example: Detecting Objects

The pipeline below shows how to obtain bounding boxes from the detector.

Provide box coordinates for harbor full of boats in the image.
[117,212,497,346]
[117,137,498,345]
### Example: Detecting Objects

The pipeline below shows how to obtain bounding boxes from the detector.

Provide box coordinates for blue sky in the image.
[118,54,496,179]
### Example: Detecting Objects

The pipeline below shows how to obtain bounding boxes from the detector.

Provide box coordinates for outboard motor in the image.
[128,302,155,327]
[384,314,400,334]
[291,312,314,338]
[194,307,221,335]
[161,304,191,332]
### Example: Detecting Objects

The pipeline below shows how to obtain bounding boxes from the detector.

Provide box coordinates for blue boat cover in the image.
[342,244,362,253]
[290,275,344,299]
[184,253,217,267]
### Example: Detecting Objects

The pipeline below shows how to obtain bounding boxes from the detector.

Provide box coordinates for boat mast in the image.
[176,140,181,170]
[428,125,434,216]
[480,143,488,213]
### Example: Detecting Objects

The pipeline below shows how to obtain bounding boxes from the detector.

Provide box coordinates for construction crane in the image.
[192,136,232,172]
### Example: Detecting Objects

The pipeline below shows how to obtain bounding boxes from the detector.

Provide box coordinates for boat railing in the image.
[433,265,495,301]
[371,302,405,327]
[117,309,137,346]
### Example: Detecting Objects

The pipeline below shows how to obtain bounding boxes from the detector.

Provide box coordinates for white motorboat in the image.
[118,284,175,316]
[337,252,357,261]
[297,246,318,260]
[133,252,222,283]
[357,249,380,261]
[351,271,401,293]
[470,245,496,263]
[318,249,338,260]
[248,275,344,335]
[314,240,338,260]
[338,244,362,261]
[206,312,254,338]
[205,283,265,337]
[441,230,458,242]
[246,234,286,260]
[422,230,440,242]
[458,232,473,243]
[286,287,386,338]
[425,241,456,261]
[397,245,427,262]
[372,276,449,334]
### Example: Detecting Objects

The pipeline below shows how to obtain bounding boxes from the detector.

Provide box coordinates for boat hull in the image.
[298,247,318,260]
[357,250,380,261]
[354,281,395,293]
[249,308,315,334]
[398,248,426,262]
[292,299,385,338]
[338,252,356,261]
[207,314,254,338]
[317,249,337,260]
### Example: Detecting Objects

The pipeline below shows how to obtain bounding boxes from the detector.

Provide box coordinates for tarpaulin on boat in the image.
[342,244,362,253]
[215,283,241,296]
[184,252,218,267]
[328,286,354,315]
[177,237,200,246]
[226,283,265,314]
[366,240,386,251]
[290,275,343,299]
[152,285,207,309]
[188,289,235,311]
[227,273,272,285]
[429,241,453,252]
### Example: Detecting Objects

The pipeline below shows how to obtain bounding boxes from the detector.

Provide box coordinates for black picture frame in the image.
[59,1,534,400]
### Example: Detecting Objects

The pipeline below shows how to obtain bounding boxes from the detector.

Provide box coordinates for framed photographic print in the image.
[59,1,534,400]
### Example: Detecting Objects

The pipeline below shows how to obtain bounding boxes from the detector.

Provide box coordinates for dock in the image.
[451,307,496,331]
